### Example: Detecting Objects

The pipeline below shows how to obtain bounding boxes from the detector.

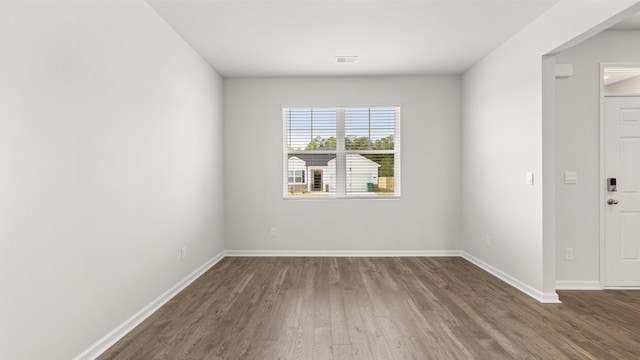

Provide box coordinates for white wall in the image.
[224,76,460,252]
[555,31,640,285]
[461,1,639,301]
[0,2,224,359]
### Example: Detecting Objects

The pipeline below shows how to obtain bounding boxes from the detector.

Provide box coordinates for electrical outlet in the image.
[270,227,277,237]
[181,246,187,260]
[565,248,573,261]
[484,236,491,247]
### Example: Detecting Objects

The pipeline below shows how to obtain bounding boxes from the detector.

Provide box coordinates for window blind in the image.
[283,106,400,198]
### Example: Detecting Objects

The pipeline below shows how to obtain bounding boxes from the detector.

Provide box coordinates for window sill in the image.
[283,195,400,201]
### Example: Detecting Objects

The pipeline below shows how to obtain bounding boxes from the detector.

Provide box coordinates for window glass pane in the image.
[346,154,394,195]
[286,153,336,196]
[604,67,640,96]
[345,107,395,151]
[286,108,337,151]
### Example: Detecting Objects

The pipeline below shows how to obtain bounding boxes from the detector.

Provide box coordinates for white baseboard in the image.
[603,286,640,290]
[73,250,226,360]
[462,252,561,303]
[556,280,602,290]
[224,249,462,257]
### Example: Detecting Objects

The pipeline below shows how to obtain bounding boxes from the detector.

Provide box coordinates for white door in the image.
[605,96,640,287]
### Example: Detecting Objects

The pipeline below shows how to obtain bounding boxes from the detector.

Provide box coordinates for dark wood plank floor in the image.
[98,257,640,359]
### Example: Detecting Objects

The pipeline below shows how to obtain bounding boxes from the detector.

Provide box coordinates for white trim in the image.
[462,252,561,303]
[394,106,402,197]
[599,63,606,289]
[555,280,602,290]
[539,292,561,303]
[283,195,400,201]
[73,251,226,360]
[224,250,462,257]
[603,286,640,290]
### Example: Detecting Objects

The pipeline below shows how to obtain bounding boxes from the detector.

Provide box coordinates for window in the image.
[283,106,400,198]
[288,170,305,184]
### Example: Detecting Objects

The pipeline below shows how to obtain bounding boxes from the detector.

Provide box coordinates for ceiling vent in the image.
[335,56,359,64]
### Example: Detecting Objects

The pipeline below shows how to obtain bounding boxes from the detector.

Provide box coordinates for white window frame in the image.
[282,106,401,199]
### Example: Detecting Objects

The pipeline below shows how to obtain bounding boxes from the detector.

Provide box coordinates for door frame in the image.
[599,62,640,289]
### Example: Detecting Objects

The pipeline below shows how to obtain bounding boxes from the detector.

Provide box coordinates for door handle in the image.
[607,199,619,205]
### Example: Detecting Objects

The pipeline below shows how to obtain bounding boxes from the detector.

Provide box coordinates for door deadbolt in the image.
[607,199,619,205]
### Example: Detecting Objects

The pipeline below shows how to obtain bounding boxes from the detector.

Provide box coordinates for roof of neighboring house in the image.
[292,147,381,167]
[292,147,336,166]
[294,153,336,167]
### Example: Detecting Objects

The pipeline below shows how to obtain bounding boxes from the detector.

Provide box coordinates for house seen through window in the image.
[283,106,400,198]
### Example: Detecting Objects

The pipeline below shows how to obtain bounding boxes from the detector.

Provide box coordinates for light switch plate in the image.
[564,171,577,184]
[526,172,534,185]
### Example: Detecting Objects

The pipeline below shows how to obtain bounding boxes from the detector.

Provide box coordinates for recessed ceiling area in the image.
[147,0,558,77]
